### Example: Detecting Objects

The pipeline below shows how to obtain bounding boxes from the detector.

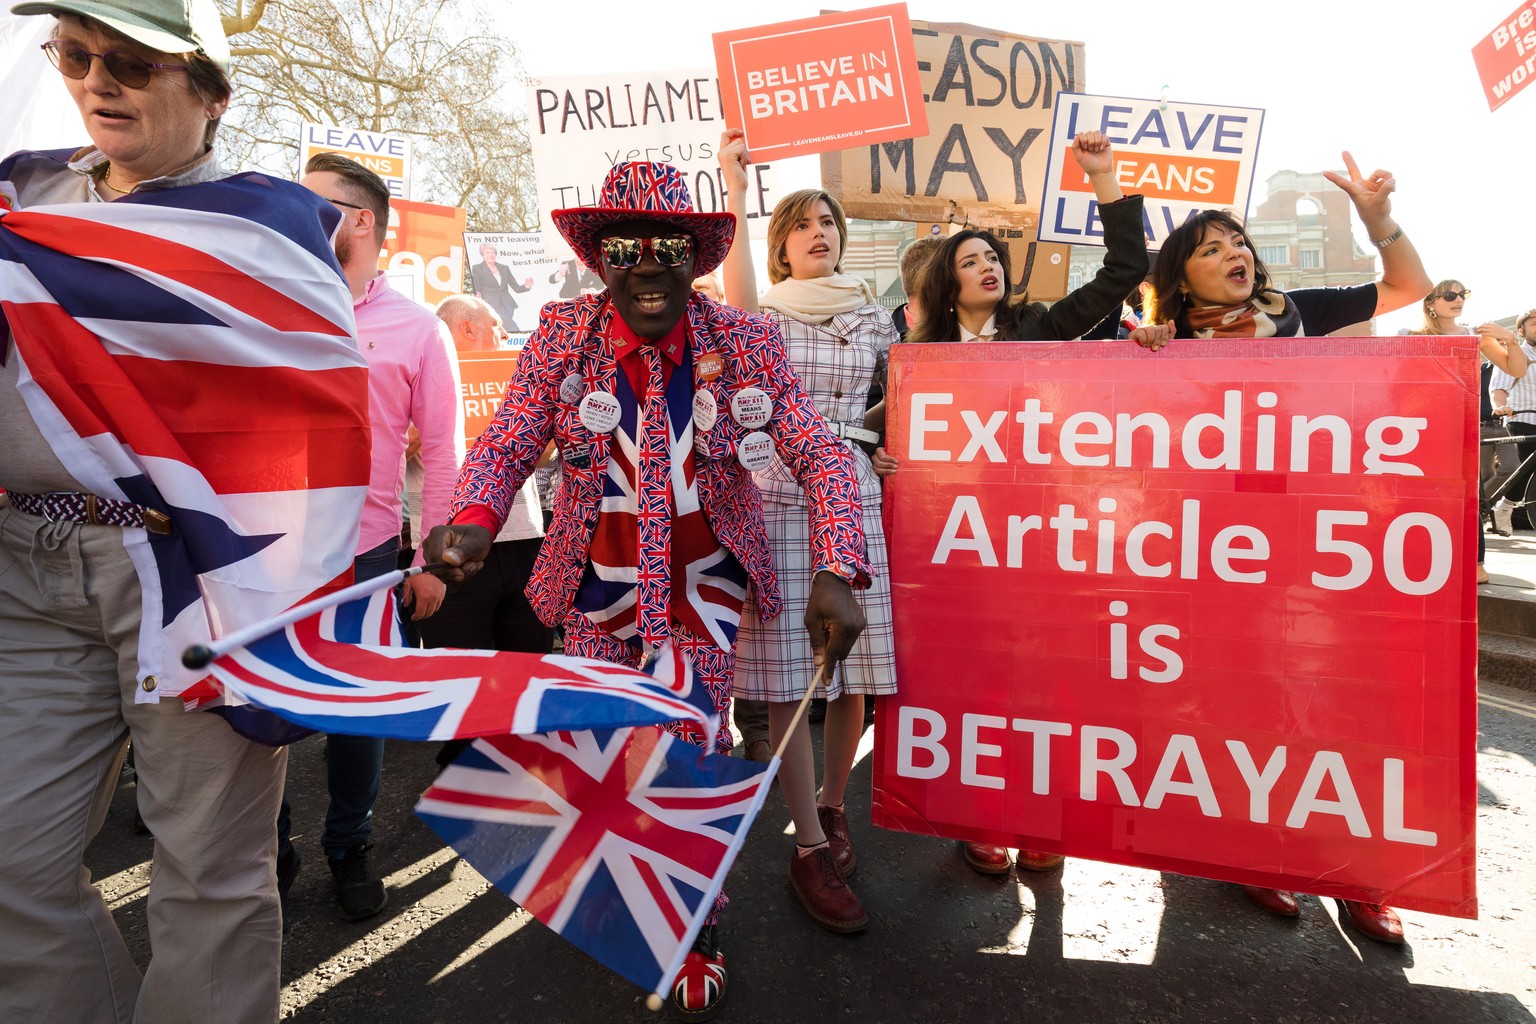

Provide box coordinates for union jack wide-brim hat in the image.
[552,162,735,278]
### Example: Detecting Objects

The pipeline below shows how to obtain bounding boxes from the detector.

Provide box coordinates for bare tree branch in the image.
[214,0,534,233]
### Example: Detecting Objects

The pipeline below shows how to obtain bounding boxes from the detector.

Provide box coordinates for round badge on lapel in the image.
[692,390,718,432]
[559,372,584,405]
[579,391,622,433]
[697,352,725,381]
[731,388,772,429]
[737,430,775,472]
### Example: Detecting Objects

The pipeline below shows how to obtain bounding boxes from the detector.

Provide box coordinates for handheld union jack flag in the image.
[0,153,370,701]
[208,584,720,744]
[416,728,774,1001]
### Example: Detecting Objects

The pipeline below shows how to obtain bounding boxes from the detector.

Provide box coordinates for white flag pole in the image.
[180,562,449,669]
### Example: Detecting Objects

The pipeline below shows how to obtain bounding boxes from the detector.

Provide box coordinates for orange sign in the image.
[380,199,467,309]
[1471,1,1536,111]
[1059,150,1241,206]
[457,351,519,447]
[714,4,927,161]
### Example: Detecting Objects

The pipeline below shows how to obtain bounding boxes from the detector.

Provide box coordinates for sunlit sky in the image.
[501,0,1532,335]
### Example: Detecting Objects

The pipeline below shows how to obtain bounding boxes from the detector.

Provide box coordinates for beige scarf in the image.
[759,273,872,325]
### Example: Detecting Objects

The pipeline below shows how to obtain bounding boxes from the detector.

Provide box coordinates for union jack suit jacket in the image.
[451,291,871,631]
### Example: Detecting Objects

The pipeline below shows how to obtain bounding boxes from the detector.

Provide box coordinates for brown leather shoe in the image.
[788,846,869,933]
[1339,899,1405,944]
[1241,884,1300,917]
[1016,850,1065,872]
[961,842,1012,875]
[816,804,856,877]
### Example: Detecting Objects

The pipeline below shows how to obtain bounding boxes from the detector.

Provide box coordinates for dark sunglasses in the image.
[319,196,366,211]
[1437,289,1470,302]
[42,40,187,90]
[599,235,694,270]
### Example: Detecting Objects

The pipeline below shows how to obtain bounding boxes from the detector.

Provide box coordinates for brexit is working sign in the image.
[875,337,1478,917]
[1038,92,1264,250]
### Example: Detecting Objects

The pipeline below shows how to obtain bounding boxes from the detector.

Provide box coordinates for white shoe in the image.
[1493,500,1515,536]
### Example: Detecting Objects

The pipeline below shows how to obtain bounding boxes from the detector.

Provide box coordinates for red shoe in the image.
[788,846,869,933]
[961,842,1012,875]
[1016,850,1065,872]
[816,804,857,877]
[1241,884,1300,917]
[1339,899,1405,944]
[670,924,726,1022]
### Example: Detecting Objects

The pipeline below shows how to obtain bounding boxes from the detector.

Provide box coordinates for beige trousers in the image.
[0,507,286,1024]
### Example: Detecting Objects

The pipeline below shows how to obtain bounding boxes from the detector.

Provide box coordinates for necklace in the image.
[101,167,143,195]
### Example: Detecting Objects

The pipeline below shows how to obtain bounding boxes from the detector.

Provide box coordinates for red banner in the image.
[873,338,1479,918]
[1470,1,1536,112]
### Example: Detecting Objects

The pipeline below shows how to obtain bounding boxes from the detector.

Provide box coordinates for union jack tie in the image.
[636,343,672,647]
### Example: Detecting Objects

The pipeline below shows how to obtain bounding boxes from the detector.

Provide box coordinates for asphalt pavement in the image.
[88,678,1536,1023]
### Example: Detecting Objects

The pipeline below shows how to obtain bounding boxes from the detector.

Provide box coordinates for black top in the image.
[1288,282,1378,336]
[1012,194,1149,342]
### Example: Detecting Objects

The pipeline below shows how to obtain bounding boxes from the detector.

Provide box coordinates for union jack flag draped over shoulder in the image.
[0,153,370,701]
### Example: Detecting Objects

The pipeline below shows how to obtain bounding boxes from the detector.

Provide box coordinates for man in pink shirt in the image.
[283,153,465,920]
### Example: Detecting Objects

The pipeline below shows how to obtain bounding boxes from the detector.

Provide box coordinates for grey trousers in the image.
[0,507,286,1024]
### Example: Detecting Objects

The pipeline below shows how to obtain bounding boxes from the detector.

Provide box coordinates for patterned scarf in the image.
[1185,289,1303,339]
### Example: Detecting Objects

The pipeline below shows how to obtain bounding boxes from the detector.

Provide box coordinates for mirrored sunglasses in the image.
[41,40,187,90]
[599,235,694,270]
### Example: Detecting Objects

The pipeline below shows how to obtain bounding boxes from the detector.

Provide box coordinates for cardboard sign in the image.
[380,199,466,308]
[1471,1,1536,111]
[820,18,1082,299]
[820,19,1083,229]
[464,231,577,338]
[527,68,787,257]
[300,122,412,199]
[457,351,519,447]
[1039,93,1264,251]
[713,4,927,161]
[874,338,1479,918]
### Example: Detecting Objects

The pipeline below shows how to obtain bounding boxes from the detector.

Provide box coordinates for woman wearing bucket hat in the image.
[424,160,872,1023]
[0,2,363,1022]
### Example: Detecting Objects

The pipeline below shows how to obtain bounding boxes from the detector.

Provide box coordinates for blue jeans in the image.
[277,538,399,861]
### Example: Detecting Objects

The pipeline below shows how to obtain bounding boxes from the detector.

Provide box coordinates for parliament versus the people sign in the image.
[875,338,1478,918]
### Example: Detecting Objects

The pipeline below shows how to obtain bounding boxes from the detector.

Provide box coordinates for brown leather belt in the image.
[7,490,173,535]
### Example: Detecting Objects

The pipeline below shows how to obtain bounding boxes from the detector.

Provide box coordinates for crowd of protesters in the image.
[2,0,1525,1022]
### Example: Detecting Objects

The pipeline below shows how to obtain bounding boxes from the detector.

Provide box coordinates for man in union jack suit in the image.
[424,161,870,1021]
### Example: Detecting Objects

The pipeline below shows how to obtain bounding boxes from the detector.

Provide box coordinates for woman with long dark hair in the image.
[906,132,1146,347]
[1130,153,1433,944]
[887,131,1149,877]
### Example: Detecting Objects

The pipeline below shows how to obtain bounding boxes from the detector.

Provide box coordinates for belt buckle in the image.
[40,491,77,523]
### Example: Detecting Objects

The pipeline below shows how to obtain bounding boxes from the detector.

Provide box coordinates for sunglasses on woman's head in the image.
[1438,289,1470,302]
[598,235,694,270]
[41,40,187,90]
